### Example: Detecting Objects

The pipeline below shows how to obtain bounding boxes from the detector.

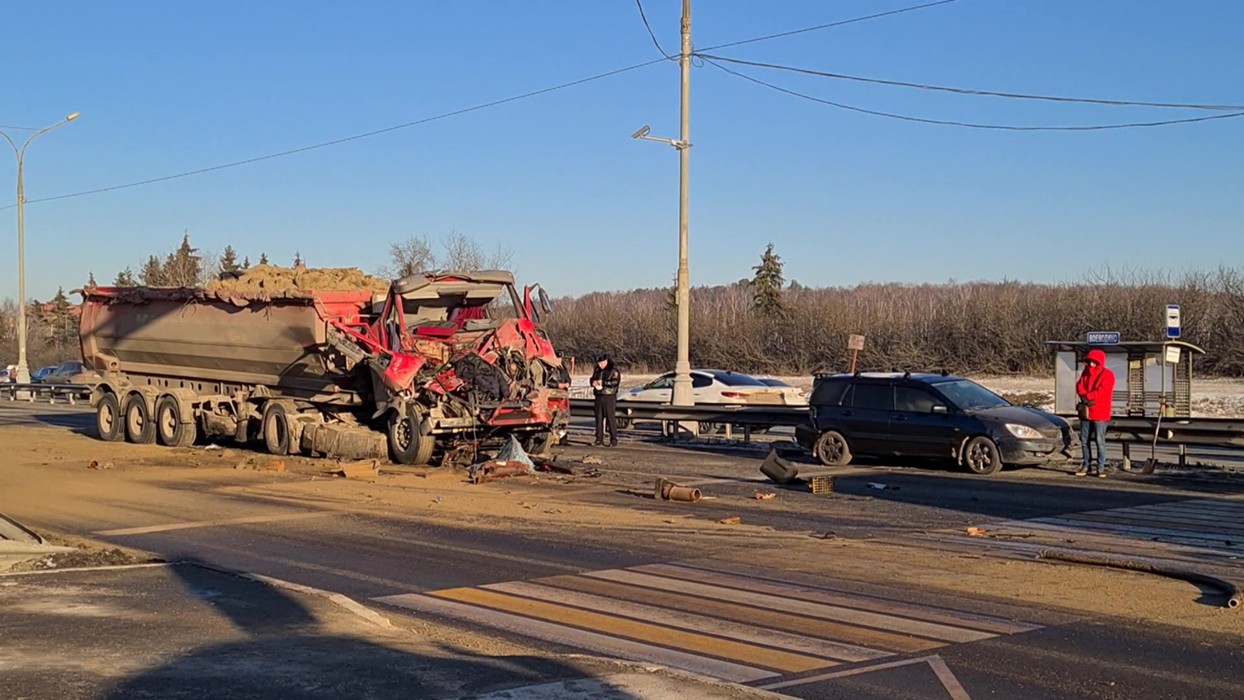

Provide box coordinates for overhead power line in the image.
[700,0,959,52]
[7,1,958,209]
[635,0,675,59]
[698,54,1244,111]
[703,58,1244,131]
[7,58,665,210]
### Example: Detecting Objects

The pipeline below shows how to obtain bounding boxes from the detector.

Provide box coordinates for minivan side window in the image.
[895,386,940,413]
[849,383,894,411]
[810,379,849,406]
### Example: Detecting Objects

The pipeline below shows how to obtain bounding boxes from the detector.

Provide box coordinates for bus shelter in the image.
[1045,340,1205,418]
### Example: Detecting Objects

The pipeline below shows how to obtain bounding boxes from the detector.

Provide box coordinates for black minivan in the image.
[794,372,1073,475]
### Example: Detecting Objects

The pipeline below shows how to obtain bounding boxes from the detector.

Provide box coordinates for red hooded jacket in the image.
[1075,348,1115,421]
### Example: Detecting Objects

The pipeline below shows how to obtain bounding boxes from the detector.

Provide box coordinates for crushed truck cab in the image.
[78,268,569,465]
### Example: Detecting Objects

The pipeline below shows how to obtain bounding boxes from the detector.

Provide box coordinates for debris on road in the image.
[654,478,702,503]
[469,436,538,484]
[327,459,379,479]
[809,475,834,495]
[967,526,989,537]
[86,460,112,470]
[867,482,900,491]
[718,516,742,525]
[581,455,605,465]
[1037,549,1243,610]
[760,448,799,485]
[754,491,776,501]
[236,457,287,473]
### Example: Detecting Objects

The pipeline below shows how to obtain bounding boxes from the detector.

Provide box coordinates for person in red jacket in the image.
[1075,348,1116,477]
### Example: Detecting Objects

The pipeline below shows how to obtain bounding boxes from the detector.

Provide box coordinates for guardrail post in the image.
[1179,443,1187,468]
[1121,442,1131,470]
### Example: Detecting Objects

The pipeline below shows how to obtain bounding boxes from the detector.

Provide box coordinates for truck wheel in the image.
[96,393,124,442]
[262,402,294,455]
[814,430,852,466]
[388,405,434,465]
[963,436,1003,475]
[124,394,156,444]
[156,395,198,448]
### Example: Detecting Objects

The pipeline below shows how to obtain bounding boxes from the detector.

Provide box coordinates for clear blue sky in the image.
[1,0,1241,302]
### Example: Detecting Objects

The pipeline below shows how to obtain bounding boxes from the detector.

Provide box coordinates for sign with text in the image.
[1165,345,1182,364]
[1166,305,1181,339]
[847,334,866,351]
[1086,331,1121,345]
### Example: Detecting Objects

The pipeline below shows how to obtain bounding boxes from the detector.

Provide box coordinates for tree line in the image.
[4,234,1242,377]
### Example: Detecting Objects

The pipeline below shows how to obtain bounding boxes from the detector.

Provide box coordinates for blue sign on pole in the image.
[1166,305,1181,339]
[1086,331,1121,345]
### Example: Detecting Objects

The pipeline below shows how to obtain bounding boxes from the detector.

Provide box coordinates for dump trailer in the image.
[77,269,570,465]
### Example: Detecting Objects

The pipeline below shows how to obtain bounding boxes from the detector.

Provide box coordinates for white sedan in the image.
[621,369,794,405]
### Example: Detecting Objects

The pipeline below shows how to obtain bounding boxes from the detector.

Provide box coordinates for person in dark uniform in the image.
[590,353,621,446]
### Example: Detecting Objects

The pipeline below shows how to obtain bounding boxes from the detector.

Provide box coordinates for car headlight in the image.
[1005,424,1042,439]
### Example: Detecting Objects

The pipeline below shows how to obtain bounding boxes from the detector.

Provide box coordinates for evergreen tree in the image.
[219,245,241,274]
[49,287,76,350]
[258,252,270,266]
[242,256,251,270]
[87,271,97,287]
[140,256,166,286]
[114,267,137,287]
[751,243,786,317]
[293,251,304,267]
[163,233,202,287]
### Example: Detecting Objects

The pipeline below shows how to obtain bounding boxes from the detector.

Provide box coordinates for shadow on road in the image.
[100,557,640,700]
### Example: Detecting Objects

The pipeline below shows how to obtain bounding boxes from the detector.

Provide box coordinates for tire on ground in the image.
[388,404,435,465]
[96,392,124,442]
[156,394,198,448]
[123,393,157,444]
[814,430,852,466]
[262,401,295,455]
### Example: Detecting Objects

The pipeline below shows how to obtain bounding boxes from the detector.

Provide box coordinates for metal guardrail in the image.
[569,398,809,427]
[1067,416,1244,449]
[0,383,91,405]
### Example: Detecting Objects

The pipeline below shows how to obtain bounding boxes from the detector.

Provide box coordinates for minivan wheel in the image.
[815,430,852,466]
[963,436,1003,475]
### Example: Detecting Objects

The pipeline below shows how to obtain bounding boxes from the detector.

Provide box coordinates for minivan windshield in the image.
[936,379,1010,411]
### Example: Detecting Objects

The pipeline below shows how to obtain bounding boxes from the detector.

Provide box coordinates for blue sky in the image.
[1,0,1241,302]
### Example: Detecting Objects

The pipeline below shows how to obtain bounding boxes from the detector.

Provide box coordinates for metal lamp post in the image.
[632,0,694,409]
[1,112,80,389]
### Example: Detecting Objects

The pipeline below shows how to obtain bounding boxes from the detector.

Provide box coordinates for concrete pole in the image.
[1,114,79,392]
[671,0,694,408]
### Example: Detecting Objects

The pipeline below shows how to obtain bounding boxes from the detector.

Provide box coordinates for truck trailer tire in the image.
[262,402,296,456]
[124,394,157,444]
[96,392,124,442]
[156,395,199,448]
[388,405,434,465]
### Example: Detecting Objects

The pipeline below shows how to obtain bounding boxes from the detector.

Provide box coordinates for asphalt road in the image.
[4,402,1244,699]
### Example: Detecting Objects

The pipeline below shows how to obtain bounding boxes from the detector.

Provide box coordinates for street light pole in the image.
[1,112,80,387]
[671,0,693,409]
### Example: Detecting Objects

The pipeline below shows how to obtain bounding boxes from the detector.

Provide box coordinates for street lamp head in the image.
[66,112,81,121]
[631,125,651,139]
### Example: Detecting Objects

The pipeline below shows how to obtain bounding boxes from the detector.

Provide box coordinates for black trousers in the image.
[594,393,617,444]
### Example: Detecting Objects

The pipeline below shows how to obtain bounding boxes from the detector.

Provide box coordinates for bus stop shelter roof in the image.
[1044,340,1205,355]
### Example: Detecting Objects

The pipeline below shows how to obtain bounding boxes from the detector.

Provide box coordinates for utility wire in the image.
[703,58,1244,131]
[5,2,958,209]
[6,58,665,210]
[700,0,959,52]
[699,54,1244,111]
[635,0,675,59]
[0,124,39,131]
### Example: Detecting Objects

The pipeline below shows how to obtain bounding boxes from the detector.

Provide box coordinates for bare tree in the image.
[440,231,514,272]
[380,235,436,279]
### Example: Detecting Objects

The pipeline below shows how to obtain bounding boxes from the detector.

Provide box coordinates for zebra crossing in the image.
[995,497,1244,556]
[374,561,1041,684]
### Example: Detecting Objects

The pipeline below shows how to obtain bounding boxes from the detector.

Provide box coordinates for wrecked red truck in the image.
[77,268,570,465]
